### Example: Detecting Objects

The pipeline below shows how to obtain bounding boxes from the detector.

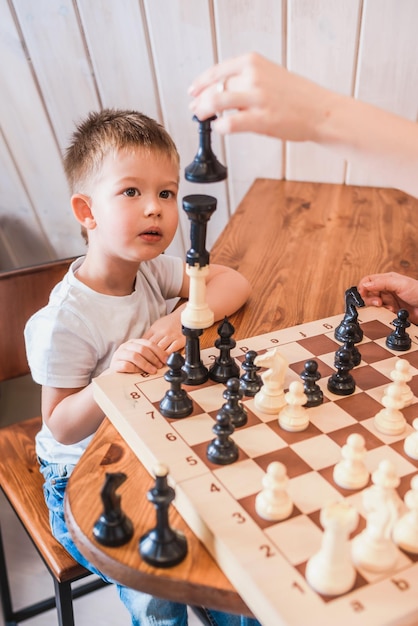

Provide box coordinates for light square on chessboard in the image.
[169,412,217,446]
[229,422,288,457]
[212,459,266,499]
[285,471,342,515]
[290,434,342,470]
[263,514,323,566]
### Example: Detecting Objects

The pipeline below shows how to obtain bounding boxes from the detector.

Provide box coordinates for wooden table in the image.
[65,179,418,616]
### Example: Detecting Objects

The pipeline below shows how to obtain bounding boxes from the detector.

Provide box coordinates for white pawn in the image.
[393,474,418,554]
[374,383,406,436]
[389,359,414,408]
[255,461,293,521]
[333,433,370,490]
[404,418,418,461]
[351,460,402,572]
[278,380,309,432]
[305,501,359,596]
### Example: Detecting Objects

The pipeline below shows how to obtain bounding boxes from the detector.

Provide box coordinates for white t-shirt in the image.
[25,255,184,464]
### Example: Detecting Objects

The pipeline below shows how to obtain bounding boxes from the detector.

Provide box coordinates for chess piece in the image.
[181,194,217,330]
[327,347,356,396]
[392,474,418,554]
[253,348,287,414]
[333,433,369,490]
[386,309,412,351]
[139,464,188,567]
[184,115,227,182]
[159,352,193,418]
[389,358,413,408]
[300,359,323,407]
[206,407,239,465]
[341,322,362,367]
[255,462,293,521]
[208,317,240,383]
[222,377,248,427]
[334,286,365,343]
[182,326,209,385]
[351,459,402,572]
[278,381,309,432]
[305,501,359,596]
[239,350,263,397]
[93,472,134,547]
[404,417,418,460]
[374,383,406,436]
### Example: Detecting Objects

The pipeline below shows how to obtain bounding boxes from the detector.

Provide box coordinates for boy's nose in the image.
[144,198,161,217]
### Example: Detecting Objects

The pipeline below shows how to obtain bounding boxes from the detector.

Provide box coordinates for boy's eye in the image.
[160,190,175,199]
[124,188,139,197]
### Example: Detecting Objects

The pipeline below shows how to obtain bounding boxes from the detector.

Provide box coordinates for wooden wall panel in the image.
[214,0,284,210]
[0,0,417,269]
[286,0,361,183]
[347,0,418,187]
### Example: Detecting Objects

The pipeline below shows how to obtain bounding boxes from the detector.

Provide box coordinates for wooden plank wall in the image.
[0,0,417,270]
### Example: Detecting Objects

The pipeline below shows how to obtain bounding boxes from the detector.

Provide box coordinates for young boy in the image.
[358,272,418,324]
[24,109,256,626]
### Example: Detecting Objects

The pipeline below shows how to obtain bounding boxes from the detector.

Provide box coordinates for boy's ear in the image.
[71,194,96,230]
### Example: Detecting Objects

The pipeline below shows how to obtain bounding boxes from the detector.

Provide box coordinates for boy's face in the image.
[86,147,179,263]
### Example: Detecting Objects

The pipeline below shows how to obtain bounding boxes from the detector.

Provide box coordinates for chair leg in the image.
[0,523,17,626]
[54,579,75,626]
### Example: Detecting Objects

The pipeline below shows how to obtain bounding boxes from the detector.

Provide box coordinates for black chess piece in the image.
[300,360,323,407]
[209,317,240,383]
[386,309,412,351]
[185,115,227,183]
[93,472,134,547]
[182,326,209,385]
[327,347,356,396]
[207,407,239,465]
[183,194,217,269]
[239,349,263,397]
[341,322,362,367]
[222,378,247,427]
[334,286,365,343]
[139,464,188,568]
[159,352,193,418]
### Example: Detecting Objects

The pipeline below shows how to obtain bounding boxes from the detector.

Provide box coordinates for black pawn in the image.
[239,350,263,397]
[222,378,247,427]
[209,317,240,383]
[300,360,323,407]
[139,464,188,568]
[386,309,412,351]
[341,322,362,367]
[185,115,227,183]
[207,407,239,465]
[93,472,134,547]
[327,347,356,396]
[159,352,193,418]
[182,326,209,385]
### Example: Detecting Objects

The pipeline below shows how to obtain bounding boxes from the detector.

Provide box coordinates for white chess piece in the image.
[181,264,214,329]
[333,433,370,490]
[305,501,359,596]
[255,461,293,521]
[389,359,414,408]
[351,460,402,572]
[404,418,418,461]
[254,348,288,414]
[392,474,418,554]
[374,383,407,436]
[278,381,309,432]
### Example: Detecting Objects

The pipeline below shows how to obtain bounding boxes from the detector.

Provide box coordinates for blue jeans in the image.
[39,460,260,626]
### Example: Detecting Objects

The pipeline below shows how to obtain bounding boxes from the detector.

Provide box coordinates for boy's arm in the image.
[143,263,251,350]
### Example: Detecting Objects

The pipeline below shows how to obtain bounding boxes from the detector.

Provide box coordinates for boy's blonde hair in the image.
[64,109,180,242]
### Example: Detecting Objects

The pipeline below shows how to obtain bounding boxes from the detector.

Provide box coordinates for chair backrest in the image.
[0,258,75,382]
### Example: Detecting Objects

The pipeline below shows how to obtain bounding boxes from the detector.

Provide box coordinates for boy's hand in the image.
[358,272,418,325]
[108,338,169,375]
[142,313,186,354]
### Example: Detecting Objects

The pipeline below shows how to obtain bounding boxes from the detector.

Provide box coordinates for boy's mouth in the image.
[139,227,162,241]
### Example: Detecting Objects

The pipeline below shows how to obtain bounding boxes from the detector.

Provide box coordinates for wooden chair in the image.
[0,259,108,626]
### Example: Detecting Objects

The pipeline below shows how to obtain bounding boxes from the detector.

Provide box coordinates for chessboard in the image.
[93,306,418,626]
